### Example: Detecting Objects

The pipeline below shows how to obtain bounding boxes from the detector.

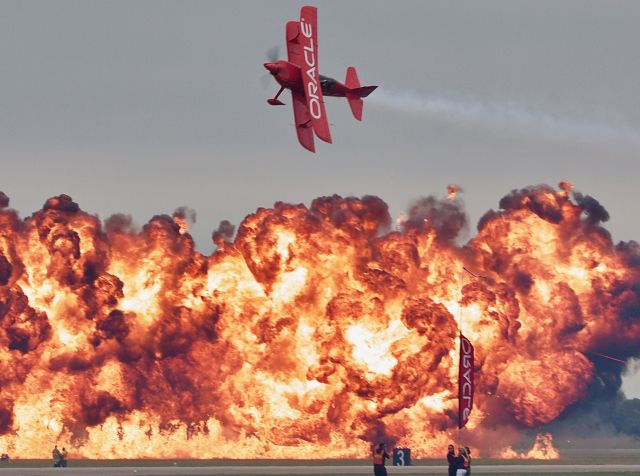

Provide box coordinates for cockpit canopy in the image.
[319,75,337,92]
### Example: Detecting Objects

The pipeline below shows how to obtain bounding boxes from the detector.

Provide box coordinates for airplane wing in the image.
[286,21,314,152]
[286,21,302,65]
[298,6,332,144]
[291,91,315,152]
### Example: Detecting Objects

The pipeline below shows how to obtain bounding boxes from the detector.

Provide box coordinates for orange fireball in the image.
[0,185,637,459]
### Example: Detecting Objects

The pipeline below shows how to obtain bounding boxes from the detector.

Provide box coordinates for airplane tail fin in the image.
[345,66,361,89]
[345,66,377,121]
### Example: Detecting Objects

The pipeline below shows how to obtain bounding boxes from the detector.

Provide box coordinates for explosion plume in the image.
[0,185,638,459]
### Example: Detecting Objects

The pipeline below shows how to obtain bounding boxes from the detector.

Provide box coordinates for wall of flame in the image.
[0,184,638,458]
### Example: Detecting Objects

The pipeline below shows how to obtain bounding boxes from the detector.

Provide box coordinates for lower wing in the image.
[291,91,315,153]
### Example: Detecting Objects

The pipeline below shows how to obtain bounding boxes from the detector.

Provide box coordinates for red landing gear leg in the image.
[267,86,286,105]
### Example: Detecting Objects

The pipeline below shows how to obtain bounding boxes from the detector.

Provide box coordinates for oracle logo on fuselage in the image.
[300,18,322,120]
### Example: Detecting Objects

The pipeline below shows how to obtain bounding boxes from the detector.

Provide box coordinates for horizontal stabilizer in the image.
[350,85,377,98]
[346,93,363,121]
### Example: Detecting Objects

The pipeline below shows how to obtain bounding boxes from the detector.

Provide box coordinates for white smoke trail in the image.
[368,88,640,147]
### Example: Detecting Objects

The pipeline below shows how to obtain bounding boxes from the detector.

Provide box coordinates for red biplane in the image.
[264,5,377,152]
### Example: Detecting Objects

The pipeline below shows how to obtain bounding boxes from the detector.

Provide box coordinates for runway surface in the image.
[0,465,639,475]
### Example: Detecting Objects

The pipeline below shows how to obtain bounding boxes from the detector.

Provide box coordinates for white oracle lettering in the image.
[300,20,312,38]
[303,45,316,68]
[462,408,470,419]
[462,368,472,386]
[300,19,321,120]
[306,66,317,87]
[305,67,321,119]
[309,98,321,119]
[461,338,472,354]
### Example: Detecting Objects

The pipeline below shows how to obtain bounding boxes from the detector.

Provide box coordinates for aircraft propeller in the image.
[261,45,281,88]
[265,45,280,63]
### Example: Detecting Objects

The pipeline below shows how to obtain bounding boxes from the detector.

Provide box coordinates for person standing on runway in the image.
[447,444,457,476]
[372,442,390,476]
[456,446,470,476]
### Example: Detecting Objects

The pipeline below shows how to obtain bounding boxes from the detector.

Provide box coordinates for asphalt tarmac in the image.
[0,465,639,475]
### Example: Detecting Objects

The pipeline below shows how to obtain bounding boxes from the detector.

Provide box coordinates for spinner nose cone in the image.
[264,62,278,75]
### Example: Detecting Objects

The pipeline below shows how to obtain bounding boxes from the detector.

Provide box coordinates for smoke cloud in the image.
[369,89,640,147]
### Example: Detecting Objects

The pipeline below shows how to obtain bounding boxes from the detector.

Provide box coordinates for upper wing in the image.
[287,21,314,152]
[286,21,302,65]
[298,6,332,144]
[291,90,315,152]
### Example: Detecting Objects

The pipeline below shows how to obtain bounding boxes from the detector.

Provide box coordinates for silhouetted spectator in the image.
[52,445,62,467]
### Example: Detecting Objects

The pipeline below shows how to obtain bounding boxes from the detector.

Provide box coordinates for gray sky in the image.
[2,1,640,395]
